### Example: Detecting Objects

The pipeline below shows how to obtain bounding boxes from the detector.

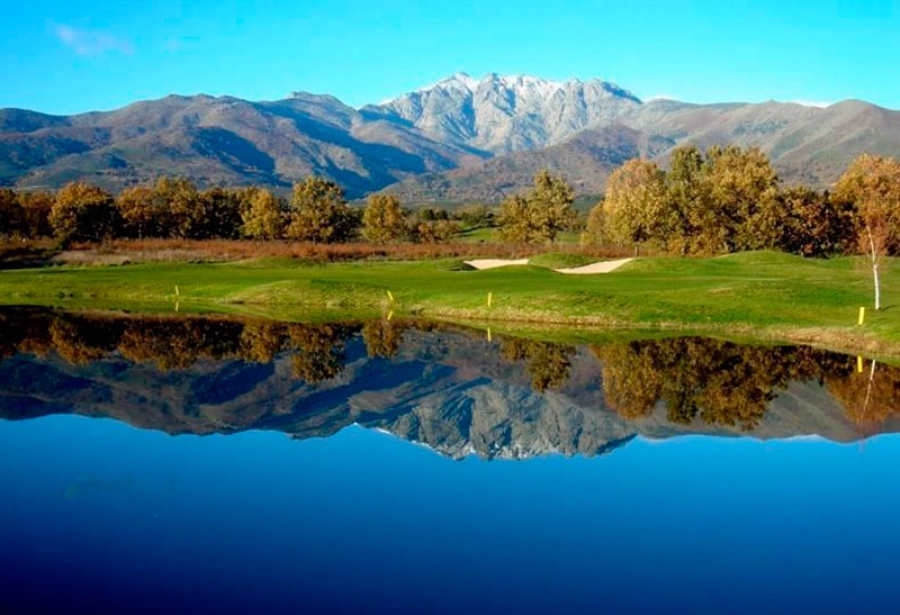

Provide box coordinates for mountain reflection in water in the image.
[1,307,898,459]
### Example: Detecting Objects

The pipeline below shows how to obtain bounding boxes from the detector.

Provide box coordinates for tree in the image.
[497,171,577,244]
[704,145,779,252]
[529,169,578,242]
[410,208,459,243]
[18,191,55,238]
[455,204,494,227]
[286,177,356,243]
[49,182,119,243]
[241,188,286,239]
[197,187,243,239]
[116,186,158,239]
[833,154,900,310]
[666,145,711,255]
[778,187,852,257]
[0,188,23,238]
[152,177,199,238]
[584,200,608,245]
[600,159,667,253]
[363,194,407,244]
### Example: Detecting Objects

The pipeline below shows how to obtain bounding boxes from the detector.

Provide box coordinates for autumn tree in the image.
[363,194,407,244]
[116,186,158,238]
[833,154,900,310]
[362,319,404,358]
[600,159,667,253]
[197,187,243,239]
[500,338,575,393]
[703,145,780,252]
[18,191,55,238]
[49,182,119,243]
[287,323,354,383]
[778,187,852,257]
[152,177,199,239]
[0,188,23,237]
[665,145,710,255]
[410,211,459,243]
[498,171,577,244]
[286,177,356,243]
[241,188,286,239]
[584,200,608,245]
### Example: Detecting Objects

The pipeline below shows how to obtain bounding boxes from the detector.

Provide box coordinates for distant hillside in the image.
[382,124,674,203]
[3,73,900,203]
[0,93,488,198]
[380,98,900,203]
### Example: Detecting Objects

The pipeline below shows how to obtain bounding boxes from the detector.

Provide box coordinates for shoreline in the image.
[0,250,896,357]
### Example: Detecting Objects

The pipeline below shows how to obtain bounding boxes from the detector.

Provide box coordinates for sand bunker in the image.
[464,258,531,270]
[554,258,634,274]
[465,257,634,274]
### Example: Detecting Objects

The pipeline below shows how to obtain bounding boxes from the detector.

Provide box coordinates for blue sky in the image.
[1,0,899,114]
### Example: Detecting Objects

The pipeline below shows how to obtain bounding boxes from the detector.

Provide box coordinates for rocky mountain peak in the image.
[367,72,643,154]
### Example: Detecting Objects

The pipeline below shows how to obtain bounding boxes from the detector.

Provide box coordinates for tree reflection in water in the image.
[1,308,899,428]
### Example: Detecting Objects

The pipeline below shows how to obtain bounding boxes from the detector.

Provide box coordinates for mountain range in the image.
[2,72,900,201]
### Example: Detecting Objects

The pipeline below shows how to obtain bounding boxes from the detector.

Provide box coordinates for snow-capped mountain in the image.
[365,72,642,154]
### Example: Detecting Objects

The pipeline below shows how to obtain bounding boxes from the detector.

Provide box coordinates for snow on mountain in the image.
[366,72,643,154]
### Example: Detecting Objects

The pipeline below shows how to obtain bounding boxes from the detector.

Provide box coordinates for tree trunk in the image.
[874,262,882,311]
[868,226,882,311]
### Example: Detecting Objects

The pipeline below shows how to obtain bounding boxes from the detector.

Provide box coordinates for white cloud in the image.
[52,23,134,56]
[646,94,679,102]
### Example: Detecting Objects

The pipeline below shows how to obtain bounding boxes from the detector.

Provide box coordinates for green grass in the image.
[0,250,897,354]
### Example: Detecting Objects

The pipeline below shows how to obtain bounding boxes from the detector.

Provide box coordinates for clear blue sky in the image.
[1,0,899,115]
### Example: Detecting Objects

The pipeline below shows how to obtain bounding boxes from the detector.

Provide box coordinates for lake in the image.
[2,307,900,614]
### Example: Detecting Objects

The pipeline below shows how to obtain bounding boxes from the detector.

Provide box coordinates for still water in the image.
[2,308,900,613]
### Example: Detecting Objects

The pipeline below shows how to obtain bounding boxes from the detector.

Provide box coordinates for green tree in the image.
[497,171,577,244]
[49,182,119,243]
[833,154,900,310]
[363,194,407,244]
[241,188,286,239]
[285,177,356,243]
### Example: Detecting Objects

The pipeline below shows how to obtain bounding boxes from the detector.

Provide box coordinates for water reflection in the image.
[1,307,899,458]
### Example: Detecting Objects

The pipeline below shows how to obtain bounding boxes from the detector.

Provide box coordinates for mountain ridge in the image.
[2,73,900,201]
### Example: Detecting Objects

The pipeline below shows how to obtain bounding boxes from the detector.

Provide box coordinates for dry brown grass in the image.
[52,239,632,266]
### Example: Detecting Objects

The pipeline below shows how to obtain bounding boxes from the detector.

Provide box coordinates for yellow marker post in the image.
[175,285,180,297]
[487,292,493,307]
[858,307,866,326]
[487,328,492,342]
[858,356,864,374]
[387,291,394,303]
[387,310,394,321]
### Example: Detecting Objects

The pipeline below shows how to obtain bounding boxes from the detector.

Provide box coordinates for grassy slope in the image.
[0,251,896,353]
